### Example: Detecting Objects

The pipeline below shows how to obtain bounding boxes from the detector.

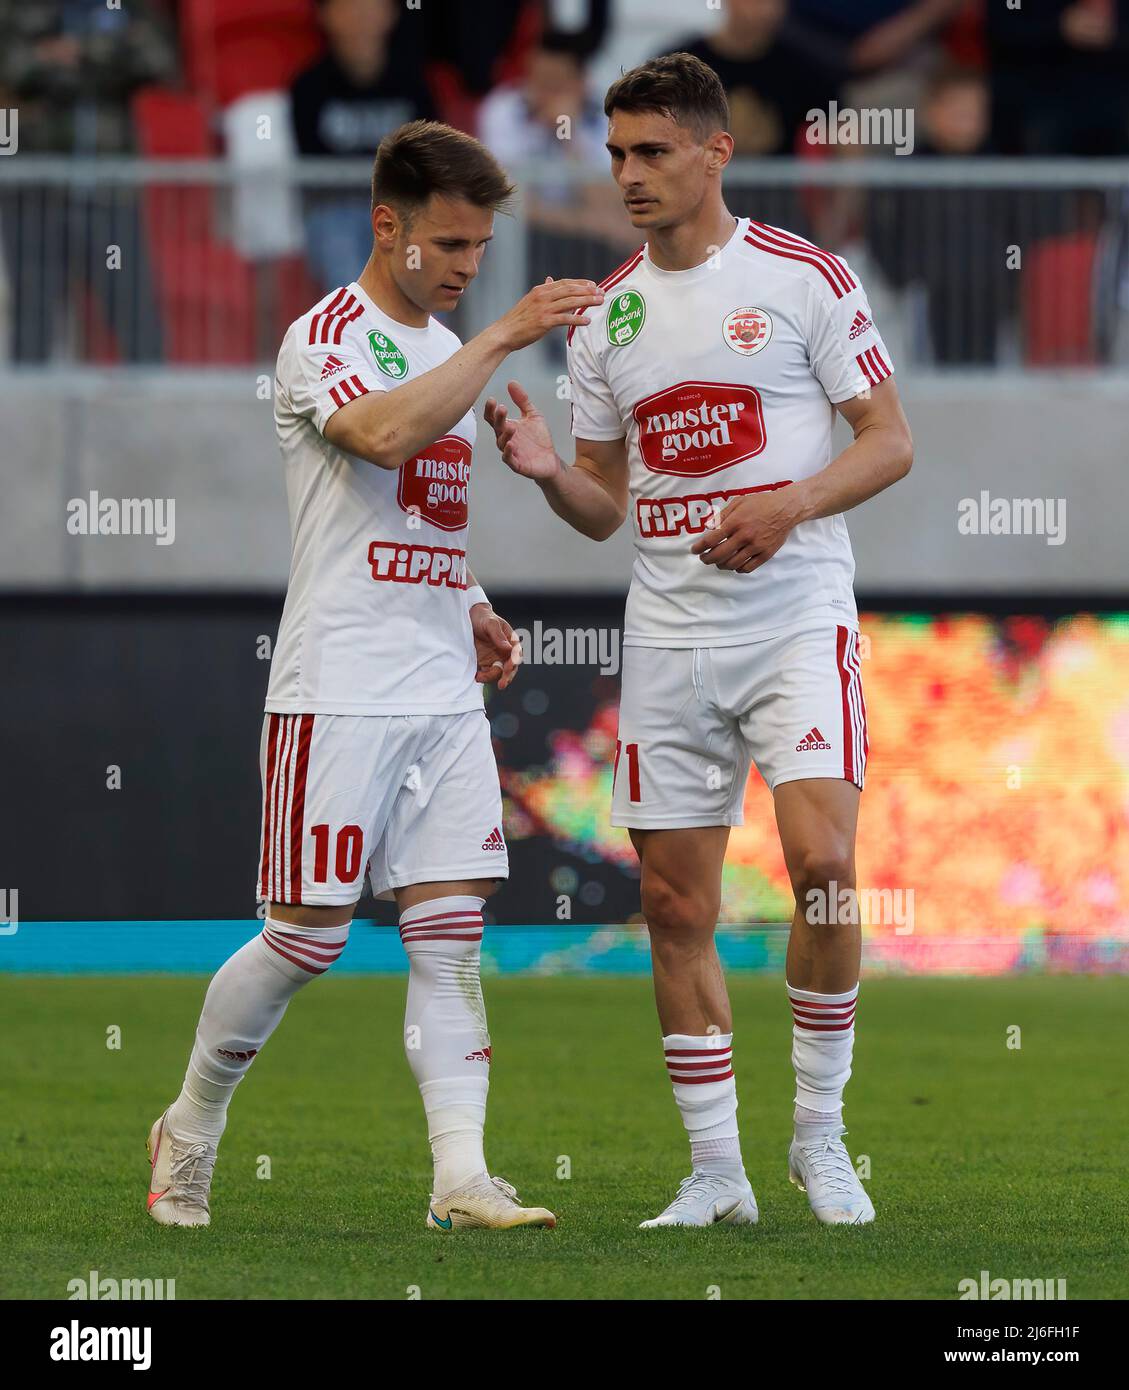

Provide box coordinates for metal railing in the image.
[1,157,1126,370]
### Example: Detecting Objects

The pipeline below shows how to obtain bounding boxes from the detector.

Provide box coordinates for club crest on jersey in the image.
[397,435,472,531]
[723,305,772,356]
[368,329,408,379]
[633,381,766,477]
[607,290,646,347]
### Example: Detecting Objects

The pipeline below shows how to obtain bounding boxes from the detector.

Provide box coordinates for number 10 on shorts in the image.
[310,823,365,884]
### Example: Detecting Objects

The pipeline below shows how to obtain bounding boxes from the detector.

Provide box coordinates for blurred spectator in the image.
[986,0,1129,156]
[479,29,634,352]
[290,0,435,290]
[790,0,966,73]
[866,65,1012,364]
[0,0,175,361]
[0,0,175,154]
[666,0,843,157]
[422,0,555,130]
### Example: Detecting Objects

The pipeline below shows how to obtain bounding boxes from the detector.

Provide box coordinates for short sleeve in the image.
[567,326,625,441]
[278,314,388,436]
[804,267,895,404]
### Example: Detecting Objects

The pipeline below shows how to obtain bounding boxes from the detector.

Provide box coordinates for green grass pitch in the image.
[1,973,1125,1300]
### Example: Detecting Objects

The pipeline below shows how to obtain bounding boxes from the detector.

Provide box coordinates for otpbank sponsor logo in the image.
[367,542,467,587]
[633,381,766,477]
[636,480,792,539]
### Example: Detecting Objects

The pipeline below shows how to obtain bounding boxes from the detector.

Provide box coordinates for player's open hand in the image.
[690,487,802,573]
[470,601,522,690]
[484,381,561,481]
[495,277,604,351]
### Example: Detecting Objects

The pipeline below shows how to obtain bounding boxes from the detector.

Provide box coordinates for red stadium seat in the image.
[180,0,323,111]
[1022,232,1099,367]
[132,86,257,363]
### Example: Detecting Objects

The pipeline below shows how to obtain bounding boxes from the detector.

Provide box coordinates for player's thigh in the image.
[730,623,868,797]
[614,645,747,830]
[630,824,731,934]
[369,709,508,901]
[396,879,499,913]
[257,712,409,913]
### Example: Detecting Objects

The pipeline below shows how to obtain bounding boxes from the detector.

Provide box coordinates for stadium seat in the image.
[180,0,323,111]
[1022,232,1099,367]
[132,87,257,363]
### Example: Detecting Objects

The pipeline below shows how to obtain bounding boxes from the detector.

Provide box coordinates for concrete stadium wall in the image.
[1,367,1125,594]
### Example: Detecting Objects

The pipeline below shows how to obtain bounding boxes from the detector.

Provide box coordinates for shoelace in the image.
[489,1176,519,1203]
[797,1130,858,1196]
[168,1140,216,1210]
[666,1170,734,1212]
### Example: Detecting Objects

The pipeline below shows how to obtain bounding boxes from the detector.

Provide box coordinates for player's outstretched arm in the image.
[324,278,604,470]
[483,381,628,542]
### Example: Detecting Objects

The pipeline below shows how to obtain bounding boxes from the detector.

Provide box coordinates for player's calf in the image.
[150,916,351,1226]
[399,893,557,1228]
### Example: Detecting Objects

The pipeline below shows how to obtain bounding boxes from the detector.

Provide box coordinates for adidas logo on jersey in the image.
[464,1046,493,1063]
[848,310,873,340]
[320,354,348,379]
[796,727,832,752]
[482,827,506,852]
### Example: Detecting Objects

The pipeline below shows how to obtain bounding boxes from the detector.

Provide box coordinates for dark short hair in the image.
[604,52,730,140]
[537,28,589,66]
[371,120,515,218]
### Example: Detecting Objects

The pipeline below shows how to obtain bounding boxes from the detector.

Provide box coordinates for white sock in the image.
[400,896,491,1196]
[663,1032,747,1180]
[167,919,350,1143]
[787,982,858,1141]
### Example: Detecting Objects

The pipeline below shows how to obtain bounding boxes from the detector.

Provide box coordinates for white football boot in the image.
[426,1174,556,1230]
[788,1126,875,1225]
[146,1110,215,1227]
[639,1170,759,1228]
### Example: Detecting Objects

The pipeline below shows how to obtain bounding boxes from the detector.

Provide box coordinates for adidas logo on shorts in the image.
[796,727,832,752]
[482,826,506,851]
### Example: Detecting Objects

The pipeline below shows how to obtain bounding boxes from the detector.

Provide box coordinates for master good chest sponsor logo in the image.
[633,381,766,477]
[397,435,472,531]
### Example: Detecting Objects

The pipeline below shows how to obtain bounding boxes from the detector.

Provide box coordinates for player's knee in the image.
[259,916,351,980]
[641,874,719,942]
[790,848,855,920]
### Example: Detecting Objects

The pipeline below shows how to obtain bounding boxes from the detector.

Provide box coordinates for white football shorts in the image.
[256,708,508,905]
[611,623,867,829]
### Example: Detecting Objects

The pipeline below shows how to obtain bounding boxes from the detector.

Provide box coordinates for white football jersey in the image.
[266,282,481,715]
[568,217,894,646]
